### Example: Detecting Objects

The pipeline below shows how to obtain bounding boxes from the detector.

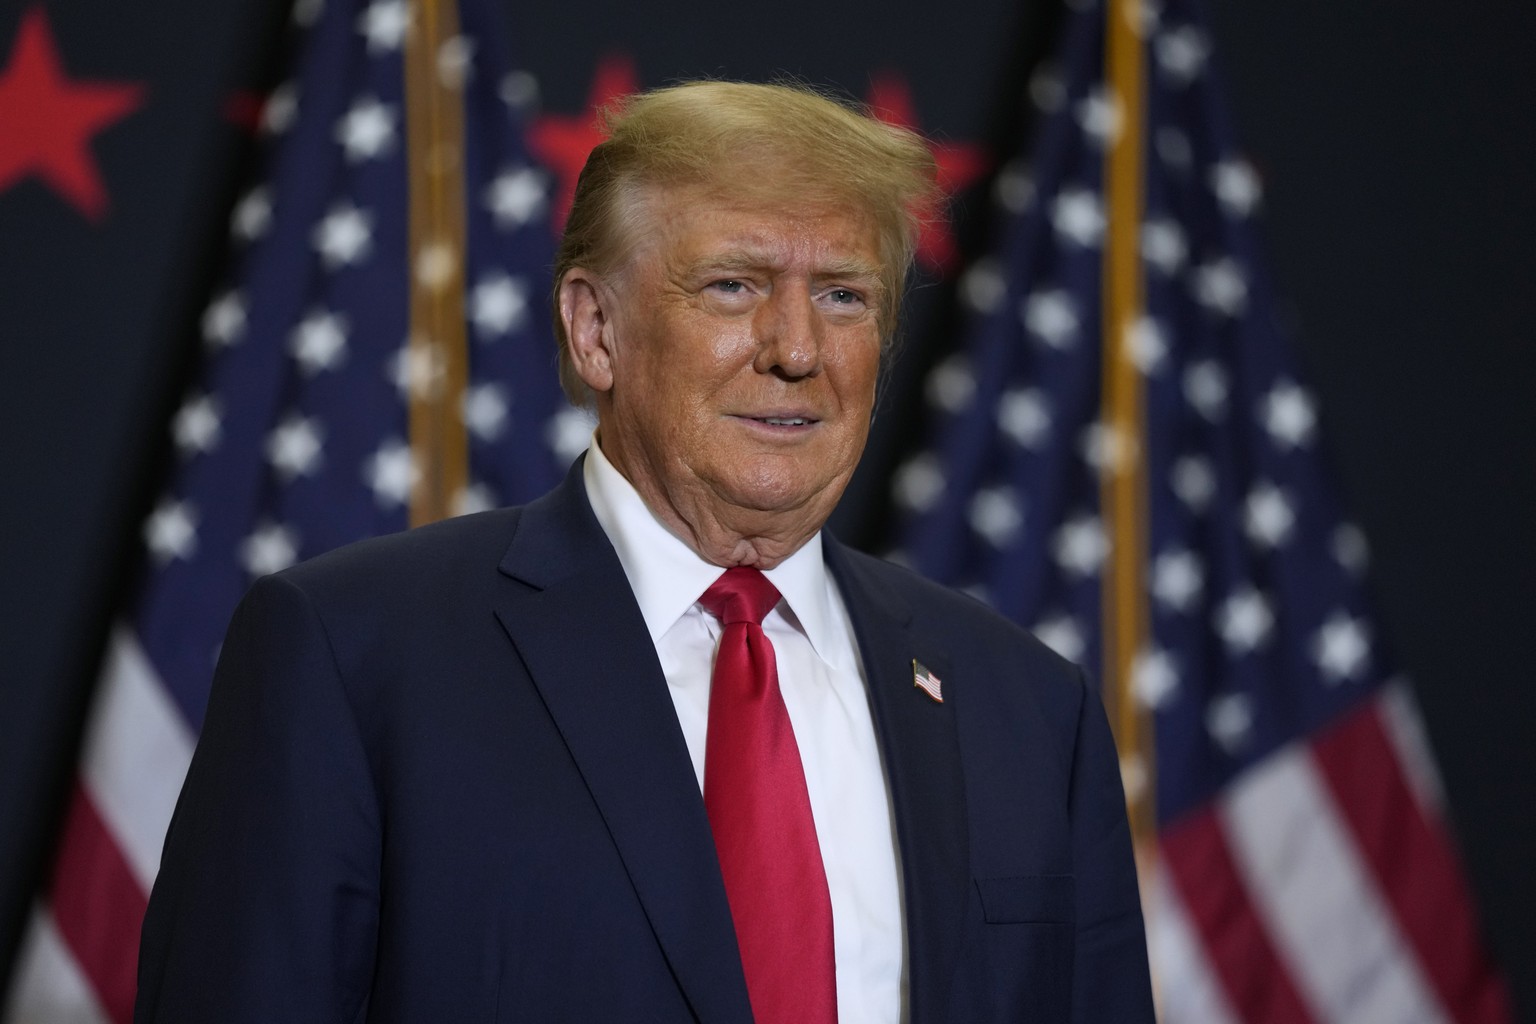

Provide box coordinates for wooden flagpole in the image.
[404,0,469,527]
[1101,0,1155,852]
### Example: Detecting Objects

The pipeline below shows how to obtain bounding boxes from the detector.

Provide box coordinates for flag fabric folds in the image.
[3,0,574,1019]
[890,0,1512,1020]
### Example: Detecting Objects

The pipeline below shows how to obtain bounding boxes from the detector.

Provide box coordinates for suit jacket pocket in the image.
[975,873,1075,924]
[948,875,1076,1020]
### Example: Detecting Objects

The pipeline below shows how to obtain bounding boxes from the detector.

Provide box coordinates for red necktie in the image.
[700,568,837,1024]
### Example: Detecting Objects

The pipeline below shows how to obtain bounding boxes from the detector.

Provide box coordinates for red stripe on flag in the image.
[1311,699,1513,1024]
[48,782,147,1024]
[1161,805,1317,1023]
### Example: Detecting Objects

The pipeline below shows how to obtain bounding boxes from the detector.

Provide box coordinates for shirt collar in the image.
[582,436,846,668]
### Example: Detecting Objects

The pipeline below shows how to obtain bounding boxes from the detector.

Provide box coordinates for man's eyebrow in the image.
[813,256,884,285]
[683,250,884,288]
[684,250,777,277]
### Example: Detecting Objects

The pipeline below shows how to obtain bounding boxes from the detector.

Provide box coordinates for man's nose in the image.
[753,287,822,379]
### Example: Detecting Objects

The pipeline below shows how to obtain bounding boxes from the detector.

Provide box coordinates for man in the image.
[137,81,1154,1022]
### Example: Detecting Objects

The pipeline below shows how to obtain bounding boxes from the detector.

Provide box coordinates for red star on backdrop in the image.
[529,54,638,232]
[0,7,145,221]
[866,73,990,275]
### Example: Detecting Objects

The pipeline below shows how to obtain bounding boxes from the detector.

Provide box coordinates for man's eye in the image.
[828,288,863,305]
[711,279,745,293]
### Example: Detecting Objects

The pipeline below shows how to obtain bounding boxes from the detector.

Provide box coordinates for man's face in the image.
[568,184,887,565]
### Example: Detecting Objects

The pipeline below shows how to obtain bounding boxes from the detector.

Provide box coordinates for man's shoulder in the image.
[290,506,522,582]
[830,543,1083,687]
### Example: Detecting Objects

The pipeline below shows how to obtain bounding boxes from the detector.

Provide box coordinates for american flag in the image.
[2,0,577,1019]
[890,0,1513,1020]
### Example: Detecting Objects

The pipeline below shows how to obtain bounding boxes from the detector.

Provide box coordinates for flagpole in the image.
[1100,0,1155,852]
[404,0,470,526]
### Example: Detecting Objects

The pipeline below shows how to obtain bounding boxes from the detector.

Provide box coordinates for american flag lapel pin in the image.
[912,659,943,703]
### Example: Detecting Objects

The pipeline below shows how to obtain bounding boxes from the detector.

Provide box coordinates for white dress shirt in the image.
[583,440,907,1024]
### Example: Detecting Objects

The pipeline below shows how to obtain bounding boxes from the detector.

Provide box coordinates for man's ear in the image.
[559,269,617,394]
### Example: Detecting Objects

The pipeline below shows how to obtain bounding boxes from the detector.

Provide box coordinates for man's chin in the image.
[706,462,853,515]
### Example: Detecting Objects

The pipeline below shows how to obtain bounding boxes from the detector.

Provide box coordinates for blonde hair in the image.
[551,79,939,404]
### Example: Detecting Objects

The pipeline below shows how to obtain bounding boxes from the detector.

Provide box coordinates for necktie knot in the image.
[699,567,781,627]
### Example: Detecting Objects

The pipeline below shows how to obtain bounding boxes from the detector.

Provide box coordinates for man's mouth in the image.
[753,416,814,426]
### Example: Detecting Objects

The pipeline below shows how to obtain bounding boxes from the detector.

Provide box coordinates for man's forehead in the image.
[644,188,884,273]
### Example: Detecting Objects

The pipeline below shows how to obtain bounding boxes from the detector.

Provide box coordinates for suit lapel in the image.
[827,540,970,1024]
[492,466,752,1024]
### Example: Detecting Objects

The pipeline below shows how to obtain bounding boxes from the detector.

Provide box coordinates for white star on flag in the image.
[1206,692,1254,753]
[260,82,299,135]
[231,186,272,242]
[959,258,1008,314]
[1192,257,1248,316]
[1022,288,1081,349]
[201,290,247,348]
[239,522,300,578]
[336,97,397,162]
[992,161,1035,214]
[1332,523,1370,574]
[461,383,509,442]
[172,394,222,456]
[290,310,350,375]
[1171,454,1216,511]
[1211,157,1262,217]
[968,486,1025,548]
[1244,482,1296,548]
[364,440,419,508]
[997,387,1052,449]
[1051,188,1106,247]
[313,202,374,269]
[1141,217,1188,275]
[1152,548,1204,612]
[1313,611,1372,683]
[544,407,597,464]
[1154,25,1210,84]
[357,0,410,53]
[1183,359,1229,420]
[470,273,529,338]
[1261,380,1318,449]
[1074,87,1121,146]
[266,415,326,480]
[499,70,539,110]
[1052,514,1109,578]
[926,355,976,412]
[144,500,198,564]
[1218,587,1274,654]
[893,454,945,513]
[1032,614,1086,664]
[485,166,548,228]
[1132,647,1180,709]
[1126,315,1169,374]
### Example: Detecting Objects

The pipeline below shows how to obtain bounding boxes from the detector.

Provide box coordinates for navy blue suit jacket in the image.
[136,464,1154,1022]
